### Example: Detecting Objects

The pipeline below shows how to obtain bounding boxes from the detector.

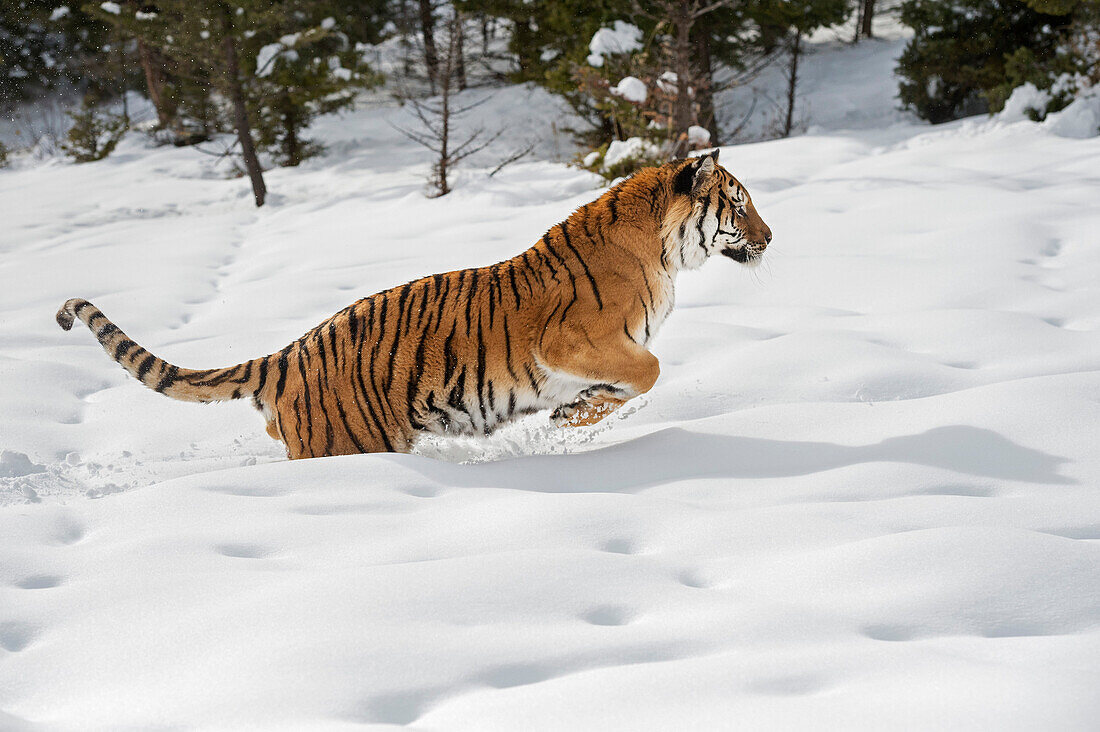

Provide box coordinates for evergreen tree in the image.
[897,0,1070,122]
[1,2,113,108]
[246,13,381,166]
[92,1,380,202]
[89,0,270,203]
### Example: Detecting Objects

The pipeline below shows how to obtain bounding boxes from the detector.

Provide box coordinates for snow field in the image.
[2,36,1100,729]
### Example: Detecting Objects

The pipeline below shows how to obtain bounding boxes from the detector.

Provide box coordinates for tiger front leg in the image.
[551,386,628,428]
[541,336,660,430]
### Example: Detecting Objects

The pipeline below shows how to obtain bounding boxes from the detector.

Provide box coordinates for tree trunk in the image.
[282,92,300,166]
[783,32,800,138]
[861,0,875,39]
[436,22,454,196]
[418,0,439,93]
[693,26,717,147]
[455,12,467,92]
[671,1,694,158]
[222,32,266,207]
[138,40,171,127]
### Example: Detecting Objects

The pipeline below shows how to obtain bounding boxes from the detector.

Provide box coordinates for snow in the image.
[719,25,918,140]
[610,76,647,103]
[2,33,1100,730]
[586,21,643,67]
[1042,88,1100,139]
[0,451,45,480]
[99,1,120,14]
[687,124,710,145]
[49,6,69,21]
[999,82,1050,123]
[256,42,300,78]
[602,136,660,170]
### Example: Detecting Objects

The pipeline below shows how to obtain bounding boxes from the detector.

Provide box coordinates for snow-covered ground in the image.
[2,35,1100,730]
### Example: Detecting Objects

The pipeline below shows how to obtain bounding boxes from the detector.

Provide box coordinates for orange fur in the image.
[56,152,771,458]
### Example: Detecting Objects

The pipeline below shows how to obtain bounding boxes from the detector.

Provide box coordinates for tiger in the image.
[56,149,771,459]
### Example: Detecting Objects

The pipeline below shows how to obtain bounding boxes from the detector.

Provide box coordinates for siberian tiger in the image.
[56,149,771,459]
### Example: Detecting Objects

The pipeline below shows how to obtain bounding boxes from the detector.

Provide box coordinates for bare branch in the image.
[449,127,504,165]
[692,0,735,19]
[488,142,536,177]
[387,120,443,152]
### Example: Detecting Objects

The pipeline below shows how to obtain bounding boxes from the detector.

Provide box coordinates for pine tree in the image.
[1,2,113,108]
[92,1,380,203]
[897,0,1070,123]
[246,14,381,166]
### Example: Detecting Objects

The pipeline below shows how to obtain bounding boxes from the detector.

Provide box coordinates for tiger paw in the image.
[551,395,626,428]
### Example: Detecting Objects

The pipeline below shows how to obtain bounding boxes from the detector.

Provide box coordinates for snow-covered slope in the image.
[2,39,1100,730]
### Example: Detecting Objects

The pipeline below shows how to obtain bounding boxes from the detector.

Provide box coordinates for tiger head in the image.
[661,149,772,270]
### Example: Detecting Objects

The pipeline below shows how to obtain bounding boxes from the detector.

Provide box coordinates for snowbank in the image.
[2,32,1100,730]
[603,136,660,170]
[1043,89,1100,139]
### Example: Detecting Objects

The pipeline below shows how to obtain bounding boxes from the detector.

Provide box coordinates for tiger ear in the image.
[673,152,718,198]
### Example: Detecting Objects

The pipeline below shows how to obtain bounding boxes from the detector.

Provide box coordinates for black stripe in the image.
[559,222,603,310]
[231,359,253,385]
[292,393,305,454]
[447,367,470,421]
[464,269,479,337]
[406,314,433,430]
[501,313,520,382]
[487,270,497,328]
[524,363,541,395]
[136,353,158,382]
[640,267,655,308]
[274,347,291,401]
[695,196,712,254]
[254,357,269,397]
[154,364,179,393]
[401,284,420,339]
[327,320,340,375]
[524,250,548,286]
[540,300,562,348]
[113,339,137,360]
[507,261,522,306]
[442,321,458,385]
[435,274,452,326]
[295,347,315,452]
[475,311,488,426]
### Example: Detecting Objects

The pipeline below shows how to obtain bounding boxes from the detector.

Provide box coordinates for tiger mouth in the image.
[721,246,764,263]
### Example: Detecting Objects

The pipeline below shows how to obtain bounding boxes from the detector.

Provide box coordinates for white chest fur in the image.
[624,268,676,347]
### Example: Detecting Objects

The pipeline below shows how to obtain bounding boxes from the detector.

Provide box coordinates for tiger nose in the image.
[763,227,772,245]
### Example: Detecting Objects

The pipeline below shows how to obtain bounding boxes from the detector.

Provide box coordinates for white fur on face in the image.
[664,180,752,271]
